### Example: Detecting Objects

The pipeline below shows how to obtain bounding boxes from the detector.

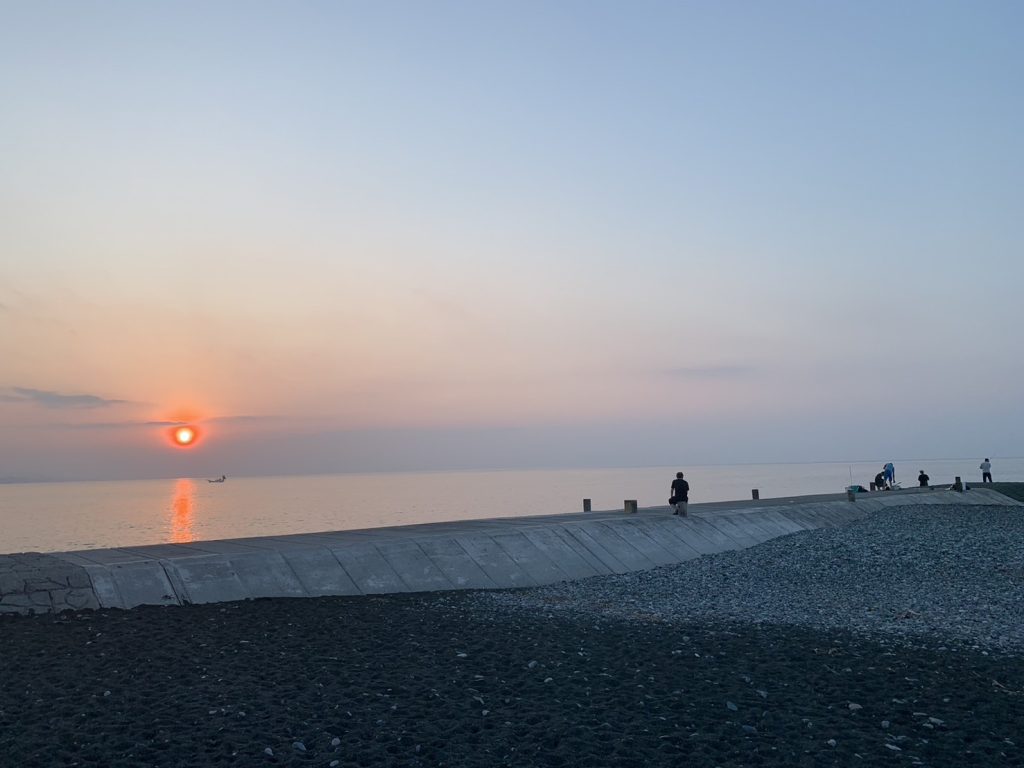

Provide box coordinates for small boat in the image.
[207,475,227,483]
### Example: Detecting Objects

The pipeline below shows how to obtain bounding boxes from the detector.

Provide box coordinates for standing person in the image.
[980,458,993,483]
[883,462,895,488]
[918,470,930,487]
[670,472,690,516]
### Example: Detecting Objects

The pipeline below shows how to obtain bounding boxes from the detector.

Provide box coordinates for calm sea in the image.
[1,458,1019,553]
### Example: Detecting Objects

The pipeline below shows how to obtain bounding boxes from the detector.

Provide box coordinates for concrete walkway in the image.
[1,487,1018,615]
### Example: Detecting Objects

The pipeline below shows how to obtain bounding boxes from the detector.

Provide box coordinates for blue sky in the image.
[1,1,1022,480]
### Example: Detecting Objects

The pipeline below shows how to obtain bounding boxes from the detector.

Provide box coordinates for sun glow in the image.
[172,425,197,447]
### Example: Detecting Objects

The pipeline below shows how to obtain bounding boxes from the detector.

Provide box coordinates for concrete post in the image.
[954,476,963,492]
[846,489,856,502]
[624,500,638,514]
[751,489,759,500]
[583,498,592,512]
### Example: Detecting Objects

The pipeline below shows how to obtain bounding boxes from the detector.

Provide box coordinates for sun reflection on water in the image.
[169,478,196,543]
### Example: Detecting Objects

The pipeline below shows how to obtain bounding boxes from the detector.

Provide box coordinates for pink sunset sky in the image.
[2,2,1022,481]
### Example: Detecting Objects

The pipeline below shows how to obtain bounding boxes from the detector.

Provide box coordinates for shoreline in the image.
[4,486,1018,616]
[3,499,1023,766]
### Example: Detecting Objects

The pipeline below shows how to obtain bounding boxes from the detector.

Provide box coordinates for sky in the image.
[1,1,1022,481]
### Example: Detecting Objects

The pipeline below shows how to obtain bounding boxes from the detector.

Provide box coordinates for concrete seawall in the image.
[1,487,1019,615]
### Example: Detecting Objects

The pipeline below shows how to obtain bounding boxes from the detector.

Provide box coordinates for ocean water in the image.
[1,458,1019,553]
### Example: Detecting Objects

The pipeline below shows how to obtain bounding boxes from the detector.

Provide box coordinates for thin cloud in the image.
[2,387,128,409]
[206,414,281,424]
[40,415,283,430]
[662,365,756,379]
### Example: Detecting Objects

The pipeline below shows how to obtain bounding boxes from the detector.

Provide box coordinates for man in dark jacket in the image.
[670,472,690,516]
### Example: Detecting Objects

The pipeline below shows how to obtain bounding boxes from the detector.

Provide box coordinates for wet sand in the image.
[2,590,1022,767]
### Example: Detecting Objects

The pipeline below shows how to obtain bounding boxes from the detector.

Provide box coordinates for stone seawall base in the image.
[2,488,1018,615]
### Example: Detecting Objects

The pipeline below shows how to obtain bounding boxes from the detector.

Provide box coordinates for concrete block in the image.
[166,557,249,605]
[229,552,307,598]
[101,561,180,608]
[731,512,792,540]
[64,548,156,565]
[454,535,538,588]
[814,505,862,526]
[559,525,632,574]
[416,538,498,590]
[607,521,686,566]
[279,548,362,596]
[680,517,744,551]
[119,544,210,560]
[771,506,827,530]
[757,509,809,534]
[374,540,455,592]
[82,564,125,609]
[702,515,766,548]
[575,523,657,571]
[491,532,572,585]
[329,543,408,594]
[521,527,607,579]
[181,539,270,555]
[51,553,98,568]
[630,519,703,561]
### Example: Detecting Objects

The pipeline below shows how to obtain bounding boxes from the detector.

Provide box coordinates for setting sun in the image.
[172,426,197,447]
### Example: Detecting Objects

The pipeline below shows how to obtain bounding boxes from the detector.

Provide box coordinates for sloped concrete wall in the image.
[1,488,1018,614]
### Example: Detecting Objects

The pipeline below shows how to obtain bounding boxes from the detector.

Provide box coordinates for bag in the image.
[669,495,678,505]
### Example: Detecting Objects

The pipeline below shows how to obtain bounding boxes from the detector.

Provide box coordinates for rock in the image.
[264,747,273,756]
[331,737,340,747]
[726,701,738,711]
[292,741,306,752]
[827,739,837,747]
[848,703,862,711]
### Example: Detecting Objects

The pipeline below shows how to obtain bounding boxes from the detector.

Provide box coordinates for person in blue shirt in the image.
[883,462,895,488]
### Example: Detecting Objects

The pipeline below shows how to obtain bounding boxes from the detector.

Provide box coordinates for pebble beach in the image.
[2,500,1023,767]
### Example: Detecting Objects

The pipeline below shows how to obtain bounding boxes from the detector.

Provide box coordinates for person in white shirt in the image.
[980,459,992,483]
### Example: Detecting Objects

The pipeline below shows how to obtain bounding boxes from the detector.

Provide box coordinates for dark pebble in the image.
[1,590,1022,767]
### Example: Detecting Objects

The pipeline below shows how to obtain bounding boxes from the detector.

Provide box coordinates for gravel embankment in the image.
[476,504,1024,653]
[1,502,1022,767]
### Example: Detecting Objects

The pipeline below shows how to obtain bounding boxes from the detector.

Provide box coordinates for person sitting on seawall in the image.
[874,471,887,491]
[670,471,690,516]
[980,458,993,483]
[918,470,930,488]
